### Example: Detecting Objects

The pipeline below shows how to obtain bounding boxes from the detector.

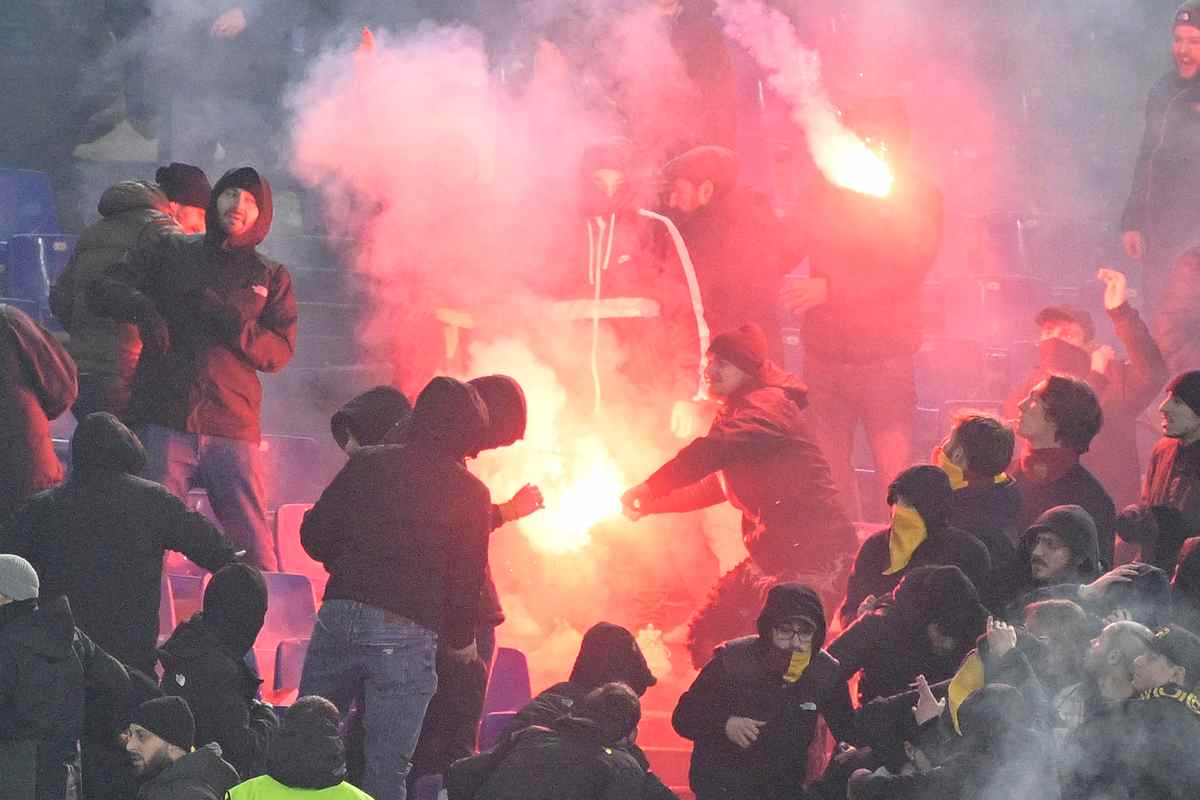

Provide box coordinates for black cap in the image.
[1167,371,1200,417]
[131,696,195,751]
[155,163,211,208]
[1148,624,1200,686]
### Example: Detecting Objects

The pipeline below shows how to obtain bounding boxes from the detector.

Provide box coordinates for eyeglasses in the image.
[773,623,816,640]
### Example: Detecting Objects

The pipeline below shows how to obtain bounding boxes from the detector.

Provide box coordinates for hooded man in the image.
[125,696,239,800]
[299,376,493,800]
[1143,370,1200,535]
[781,97,943,519]
[229,696,371,800]
[1122,3,1200,370]
[829,565,989,706]
[90,166,299,571]
[1003,505,1103,621]
[1004,269,1167,508]
[621,323,857,668]
[838,465,991,629]
[158,563,278,781]
[3,412,237,676]
[50,163,211,421]
[672,583,860,800]
[0,303,78,518]
[1011,374,1117,567]
[0,555,130,800]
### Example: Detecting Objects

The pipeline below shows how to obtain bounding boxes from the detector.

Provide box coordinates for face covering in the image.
[1038,337,1091,378]
[935,446,968,490]
[783,649,812,683]
[884,504,928,575]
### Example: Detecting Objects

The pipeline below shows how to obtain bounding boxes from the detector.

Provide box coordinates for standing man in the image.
[1004,269,1167,507]
[1122,2,1200,367]
[1144,370,1200,533]
[781,98,943,518]
[0,304,77,519]
[50,163,210,421]
[621,323,857,669]
[91,167,298,571]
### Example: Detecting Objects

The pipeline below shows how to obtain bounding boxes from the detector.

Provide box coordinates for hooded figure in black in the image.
[1116,502,1192,572]
[672,583,860,800]
[1004,505,1103,621]
[158,563,278,780]
[90,166,298,571]
[250,696,350,793]
[330,385,412,453]
[838,466,991,629]
[829,565,989,706]
[4,412,237,676]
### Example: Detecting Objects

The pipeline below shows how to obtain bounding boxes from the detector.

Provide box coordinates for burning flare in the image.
[815,130,894,198]
[518,443,626,555]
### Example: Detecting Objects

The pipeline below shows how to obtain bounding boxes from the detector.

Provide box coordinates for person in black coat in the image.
[1002,505,1103,622]
[0,555,129,800]
[838,466,991,629]
[672,582,860,800]
[1011,375,1117,568]
[934,412,1023,610]
[158,563,278,780]
[829,565,988,708]
[3,412,238,676]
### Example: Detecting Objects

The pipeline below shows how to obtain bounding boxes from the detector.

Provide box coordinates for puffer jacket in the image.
[49,181,181,387]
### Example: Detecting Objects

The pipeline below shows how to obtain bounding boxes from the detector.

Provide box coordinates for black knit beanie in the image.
[709,323,768,376]
[1178,1,1200,28]
[155,163,211,208]
[1168,370,1200,416]
[131,696,195,751]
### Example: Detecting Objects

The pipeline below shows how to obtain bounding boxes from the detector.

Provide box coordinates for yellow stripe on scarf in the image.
[783,649,811,683]
[948,650,985,734]
[884,505,928,575]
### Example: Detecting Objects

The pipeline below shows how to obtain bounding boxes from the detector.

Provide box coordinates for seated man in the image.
[228,696,371,799]
[1011,375,1116,568]
[934,412,1023,609]
[838,465,990,629]
[621,323,857,668]
[457,682,649,800]
[125,696,239,799]
[672,583,860,800]
[158,563,278,780]
[1004,505,1103,620]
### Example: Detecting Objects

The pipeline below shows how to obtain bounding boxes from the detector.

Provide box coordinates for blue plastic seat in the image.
[0,168,60,240]
[6,233,76,321]
[482,647,531,715]
[477,710,518,752]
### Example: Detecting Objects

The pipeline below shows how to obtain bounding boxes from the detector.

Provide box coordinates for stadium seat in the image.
[7,233,76,321]
[477,710,517,752]
[0,168,60,240]
[274,503,326,598]
[272,637,310,706]
[482,647,531,716]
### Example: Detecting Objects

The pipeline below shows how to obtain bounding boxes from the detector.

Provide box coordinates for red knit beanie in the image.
[708,323,768,376]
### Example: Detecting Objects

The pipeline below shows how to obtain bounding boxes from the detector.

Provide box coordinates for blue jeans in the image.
[138,424,277,571]
[299,599,439,800]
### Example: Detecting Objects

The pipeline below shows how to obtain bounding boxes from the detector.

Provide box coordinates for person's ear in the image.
[698,179,715,206]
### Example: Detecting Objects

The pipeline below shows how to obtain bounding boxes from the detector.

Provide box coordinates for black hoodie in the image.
[302,377,492,647]
[90,167,298,442]
[672,583,860,800]
[330,385,412,451]
[159,564,278,780]
[1004,505,1103,619]
[638,371,857,574]
[3,412,236,675]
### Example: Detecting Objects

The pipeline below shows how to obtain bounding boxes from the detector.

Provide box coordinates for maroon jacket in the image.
[1004,303,1168,506]
[1144,437,1200,538]
[0,305,77,515]
[638,369,856,574]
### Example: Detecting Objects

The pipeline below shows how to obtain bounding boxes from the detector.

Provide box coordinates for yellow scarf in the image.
[783,649,811,683]
[947,650,985,734]
[936,448,1010,491]
[884,505,927,575]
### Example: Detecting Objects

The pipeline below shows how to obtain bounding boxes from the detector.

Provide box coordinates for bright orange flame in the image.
[519,451,625,555]
[825,140,894,198]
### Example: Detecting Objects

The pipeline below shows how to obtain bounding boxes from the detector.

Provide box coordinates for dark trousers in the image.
[804,354,917,521]
[138,424,277,571]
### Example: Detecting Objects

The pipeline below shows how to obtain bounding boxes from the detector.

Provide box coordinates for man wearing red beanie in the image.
[621,323,857,668]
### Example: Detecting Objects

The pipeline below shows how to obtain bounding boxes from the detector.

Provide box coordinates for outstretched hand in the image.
[1097,267,1129,311]
[621,484,652,521]
[986,616,1017,660]
[1079,564,1139,603]
[912,674,945,726]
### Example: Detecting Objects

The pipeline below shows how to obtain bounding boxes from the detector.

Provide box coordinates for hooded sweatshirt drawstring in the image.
[587,214,617,416]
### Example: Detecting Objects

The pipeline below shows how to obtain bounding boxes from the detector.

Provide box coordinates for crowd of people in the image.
[8,1,1200,800]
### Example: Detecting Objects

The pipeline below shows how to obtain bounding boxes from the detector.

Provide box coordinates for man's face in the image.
[1159,393,1200,439]
[1132,651,1182,692]
[1030,531,1075,582]
[1039,321,1088,349]
[770,618,816,654]
[125,724,172,777]
[592,168,626,200]
[667,177,703,214]
[216,187,259,237]
[926,622,959,656]
[1174,24,1200,79]
[703,354,750,400]
[170,203,207,235]
[939,432,969,471]
[1017,382,1056,444]
[1084,631,1112,676]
